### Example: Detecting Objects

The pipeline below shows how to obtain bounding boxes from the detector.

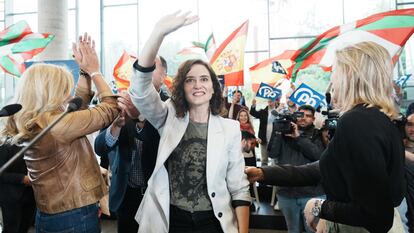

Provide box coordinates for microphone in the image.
[0,97,83,176]
[0,104,22,117]
[67,97,83,112]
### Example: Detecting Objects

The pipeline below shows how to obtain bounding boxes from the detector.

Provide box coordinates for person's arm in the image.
[235,206,249,233]
[249,99,261,118]
[226,123,251,232]
[129,12,198,129]
[244,162,320,186]
[285,123,324,161]
[50,34,119,143]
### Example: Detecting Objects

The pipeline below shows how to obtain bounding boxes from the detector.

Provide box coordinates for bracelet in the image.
[133,60,156,73]
[89,71,102,78]
[79,69,90,77]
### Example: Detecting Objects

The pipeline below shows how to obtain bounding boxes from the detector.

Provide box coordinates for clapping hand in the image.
[72,32,99,75]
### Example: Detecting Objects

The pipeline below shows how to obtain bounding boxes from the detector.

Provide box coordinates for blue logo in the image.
[289,83,325,108]
[256,82,282,100]
[271,61,287,75]
[395,74,411,87]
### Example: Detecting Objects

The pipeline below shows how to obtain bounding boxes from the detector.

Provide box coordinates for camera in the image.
[271,110,304,134]
[321,110,339,137]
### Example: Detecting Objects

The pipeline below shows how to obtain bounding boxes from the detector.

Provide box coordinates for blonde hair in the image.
[332,41,398,119]
[1,63,74,144]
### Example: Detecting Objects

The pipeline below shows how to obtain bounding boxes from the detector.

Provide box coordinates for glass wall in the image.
[0,0,410,106]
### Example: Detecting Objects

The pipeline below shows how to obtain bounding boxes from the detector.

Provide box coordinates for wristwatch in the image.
[311,199,324,217]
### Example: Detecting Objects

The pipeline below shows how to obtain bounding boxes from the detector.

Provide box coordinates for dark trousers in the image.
[1,188,36,233]
[169,205,224,233]
[116,186,145,233]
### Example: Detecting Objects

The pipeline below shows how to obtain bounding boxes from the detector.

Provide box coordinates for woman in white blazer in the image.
[128,11,251,233]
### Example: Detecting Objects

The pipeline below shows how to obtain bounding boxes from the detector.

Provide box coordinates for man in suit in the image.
[94,56,168,233]
[0,143,35,233]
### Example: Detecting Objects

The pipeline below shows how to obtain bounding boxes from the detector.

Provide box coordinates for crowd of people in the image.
[0,11,412,233]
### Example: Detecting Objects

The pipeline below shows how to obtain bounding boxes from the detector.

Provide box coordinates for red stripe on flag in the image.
[249,50,295,71]
[367,27,414,46]
[224,70,244,86]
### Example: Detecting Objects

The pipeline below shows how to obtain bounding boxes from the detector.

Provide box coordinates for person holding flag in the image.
[128,11,250,233]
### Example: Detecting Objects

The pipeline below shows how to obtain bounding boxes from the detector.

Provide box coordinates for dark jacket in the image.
[260,162,320,187]
[0,143,34,205]
[319,105,405,232]
[268,124,325,197]
[94,92,168,212]
[249,105,270,144]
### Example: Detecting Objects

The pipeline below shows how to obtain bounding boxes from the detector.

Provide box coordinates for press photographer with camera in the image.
[267,104,325,233]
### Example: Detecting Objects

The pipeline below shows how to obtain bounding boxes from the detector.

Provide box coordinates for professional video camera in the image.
[271,110,304,134]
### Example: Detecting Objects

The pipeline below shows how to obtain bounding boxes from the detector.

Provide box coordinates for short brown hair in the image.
[171,59,223,118]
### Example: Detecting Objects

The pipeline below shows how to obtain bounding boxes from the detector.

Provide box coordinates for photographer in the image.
[267,104,325,233]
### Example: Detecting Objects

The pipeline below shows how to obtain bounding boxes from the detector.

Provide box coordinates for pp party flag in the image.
[396,74,412,87]
[289,83,325,108]
[0,21,54,77]
[210,21,248,86]
[113,51,137,92]
[249,50,295,92]
[289,8,414,81]
[256,82,282,100]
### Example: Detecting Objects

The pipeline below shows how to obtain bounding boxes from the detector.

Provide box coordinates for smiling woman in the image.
[128,11,251,233]
[172,60,222,118]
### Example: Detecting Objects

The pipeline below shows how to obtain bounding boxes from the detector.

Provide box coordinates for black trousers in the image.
[116,186,145,233]
[169,205,224,233]
[1,188,36,233]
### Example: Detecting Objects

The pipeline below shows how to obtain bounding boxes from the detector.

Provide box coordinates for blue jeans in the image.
[277,194,325,233]
[35,203,100,233]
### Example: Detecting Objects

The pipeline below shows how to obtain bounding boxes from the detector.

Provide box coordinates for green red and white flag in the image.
[0,21,54,77]
[113,50,137,92]
[204,33,216,60]
[289,8,414,81]
[249,50,295,92]
[210,21,249,86]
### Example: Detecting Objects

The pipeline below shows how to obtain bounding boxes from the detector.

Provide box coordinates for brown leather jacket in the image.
[24,86,119,214]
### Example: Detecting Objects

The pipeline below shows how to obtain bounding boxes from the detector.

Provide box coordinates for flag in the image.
[205,33,216,60]
[164,75,173,90]
[113,51,137,92]
[249,50,295,92]
[210,21,249,86]
[289,8,414,81]
[395,74,412,87]
[176,46,208,62]
[289,83,325,108]
[256,82,282,100]
[0,21,54,77]
[272,61,287,74]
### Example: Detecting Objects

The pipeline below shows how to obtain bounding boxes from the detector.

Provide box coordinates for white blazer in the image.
[129,69,251,233]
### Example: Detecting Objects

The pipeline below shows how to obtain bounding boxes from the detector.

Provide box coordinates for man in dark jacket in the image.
[94,56,168,233]
[267,105,325,233]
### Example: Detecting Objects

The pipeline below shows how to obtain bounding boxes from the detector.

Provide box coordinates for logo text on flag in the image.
[271,61,287,75]
[256,82,282,100]
[289,83,325,108]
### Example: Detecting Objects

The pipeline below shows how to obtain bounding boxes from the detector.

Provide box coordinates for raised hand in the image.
[154,11,199,37]
[72,32,99,75]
